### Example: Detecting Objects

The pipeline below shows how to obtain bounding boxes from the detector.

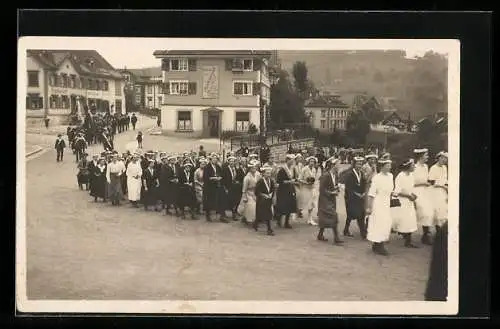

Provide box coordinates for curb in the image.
[26,146,44,157]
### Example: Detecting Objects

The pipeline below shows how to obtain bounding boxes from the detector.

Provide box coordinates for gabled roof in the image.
[305,95,349,108]
[27,49,123,79]
[127,67,162,78]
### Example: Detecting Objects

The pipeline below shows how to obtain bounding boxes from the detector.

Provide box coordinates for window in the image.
[158,96,162,105]
[177,111,192,131]
[96,80,101,90]
[27,71,39,87]
[69,75,76,88]
[61,95,70,109]
[330,120,335,130]
[115,100,122,113]
[233,81,252,96]
[115,80,122,96]
[26,94,43,109]
[235,111,250,132]
[243,59,253,71]
[170,80,189,95]
[320,110,326,118]
[88,79,95,90]
[147,97,153,107]
[320,120,326,129]
[50,95,60,108]
[56,74,63,87]
[135,95,142,104]
[147,85,153,94]
[103,80,109,91]
[170,58,188,71]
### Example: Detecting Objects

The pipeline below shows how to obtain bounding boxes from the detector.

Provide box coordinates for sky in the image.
[20,37,457,70]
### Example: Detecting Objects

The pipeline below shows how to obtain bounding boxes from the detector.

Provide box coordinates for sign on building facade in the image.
[202,65,219,99]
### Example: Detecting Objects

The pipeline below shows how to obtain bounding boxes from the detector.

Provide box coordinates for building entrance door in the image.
[208,112,220,138]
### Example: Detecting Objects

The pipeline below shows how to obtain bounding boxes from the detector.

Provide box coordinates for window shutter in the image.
[39,97,44,109]
[188,82,197,95]
[26,96,31,109]
[162,59,170,71]
[164,82,170,94]
[188,59,197,71]
[253,59,261,71]
[253,82,260,96]
[225,59,232,70]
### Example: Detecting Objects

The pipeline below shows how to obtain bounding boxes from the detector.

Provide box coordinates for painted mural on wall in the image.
[202,65,219,99]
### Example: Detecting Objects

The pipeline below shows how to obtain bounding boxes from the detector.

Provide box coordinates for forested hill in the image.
[278,50,448,119]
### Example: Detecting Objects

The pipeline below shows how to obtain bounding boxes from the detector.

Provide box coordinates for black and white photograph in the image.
[17,37,459,315]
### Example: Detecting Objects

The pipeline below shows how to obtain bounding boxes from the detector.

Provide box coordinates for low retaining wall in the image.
[234,138,316,163]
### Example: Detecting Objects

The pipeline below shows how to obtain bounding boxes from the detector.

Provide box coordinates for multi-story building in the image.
[26,50,126,124]
[153,50,272,138]
[120,67,163,111]
[305,94,351,132]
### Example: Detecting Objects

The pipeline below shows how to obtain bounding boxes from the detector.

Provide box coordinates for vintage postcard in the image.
[17,37,459,315]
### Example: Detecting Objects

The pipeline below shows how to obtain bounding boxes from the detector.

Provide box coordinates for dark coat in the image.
[344,168,367,220]
[159,164,179,205]
[425,222,448,301]
[317,172,340,228]
[275,166,298,215]
[222,165,243,210]
[142,167,159,206]
[90,165,107,199]
[178,168,197,208]
[77,159,90,185]
[255,177,275,222]
[203,162,225,212]
[54,138,66,150]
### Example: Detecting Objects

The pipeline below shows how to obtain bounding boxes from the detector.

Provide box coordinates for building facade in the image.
[153,50,272,138]
[26,50,126,124]
[305,94,351,132]
[120,68,163,111]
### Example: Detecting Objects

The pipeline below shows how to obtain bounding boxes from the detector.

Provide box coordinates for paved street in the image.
[24,118,431,301]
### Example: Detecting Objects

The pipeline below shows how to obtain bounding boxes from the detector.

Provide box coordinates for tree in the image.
[360,96,385,124]
[405,51,448,118]
[346,110,371,146]
[292,61,309,99]
[269,69,305,126]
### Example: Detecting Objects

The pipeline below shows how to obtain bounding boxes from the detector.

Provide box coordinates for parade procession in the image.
[71,136,448,257]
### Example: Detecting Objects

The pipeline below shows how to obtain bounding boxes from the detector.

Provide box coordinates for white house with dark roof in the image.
[304,94,351,132]
[25,49,127,124]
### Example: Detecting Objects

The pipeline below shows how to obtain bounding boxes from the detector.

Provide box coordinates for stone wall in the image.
[245,138,316,163]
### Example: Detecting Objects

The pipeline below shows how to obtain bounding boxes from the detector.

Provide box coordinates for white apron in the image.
[413,163,434,227]
[299,166,318,211]
[429,164,448,226]
[126,162,142,201]
[367,172,394,243]
[391,172,418,233]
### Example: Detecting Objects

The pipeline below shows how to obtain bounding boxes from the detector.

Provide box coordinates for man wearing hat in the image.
[343,156,368,239]
[203,153,229,223]
[178,160,198,219]
[428,151,448,231]
[159,155,181,216]
[87,154,100,194]
[76,152,90,191]
[222,156,243,220]
[253,163,276,235]
[54,134,66,162]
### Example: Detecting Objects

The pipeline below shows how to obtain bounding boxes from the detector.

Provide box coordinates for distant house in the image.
[305,94,351,132]
[381,110,412,131]
[119,67,163,111]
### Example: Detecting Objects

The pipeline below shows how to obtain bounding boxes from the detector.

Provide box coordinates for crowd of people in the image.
[72,141,448,256]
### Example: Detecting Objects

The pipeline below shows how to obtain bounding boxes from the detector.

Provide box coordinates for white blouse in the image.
[428,164,448,187]
[413,163,429,185]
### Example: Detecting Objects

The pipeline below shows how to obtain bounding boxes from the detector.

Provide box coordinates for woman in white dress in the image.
[428,151,448,230]
[299,156,319,226]
[365,158,395,256]
[413,148,434,245]
[238,160,261,225]
[125,153,143,207]
[392,159,419,248]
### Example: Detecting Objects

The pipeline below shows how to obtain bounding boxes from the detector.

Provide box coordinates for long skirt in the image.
[77,172,89,185]
[431,187,448,227]
[391,197,418,233]
[108,174,123,201]
[195,183,203,204]
[238,194,256,223]
[414,186,434,227]
[367,193,392,243]
[127,176,142,201]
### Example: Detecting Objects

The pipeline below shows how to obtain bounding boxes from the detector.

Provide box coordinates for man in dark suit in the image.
[54,134,66,162]
[178,161,197,220]
[222,156,243,220]
[203,153,229,223]
[142,159,160,211]
[253,164,276,236]
[343,156,368,239]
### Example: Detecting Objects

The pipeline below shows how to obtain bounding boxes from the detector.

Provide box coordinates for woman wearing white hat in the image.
[413,148,434,245]
[428,151,448,230]
[392,158,419,248]
[365,158,395,256]
[299,156,319,225]
[238,159,261,225]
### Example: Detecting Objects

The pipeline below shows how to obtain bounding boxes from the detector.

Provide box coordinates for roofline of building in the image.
[305,104,350,109]
[153,50,273,58]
